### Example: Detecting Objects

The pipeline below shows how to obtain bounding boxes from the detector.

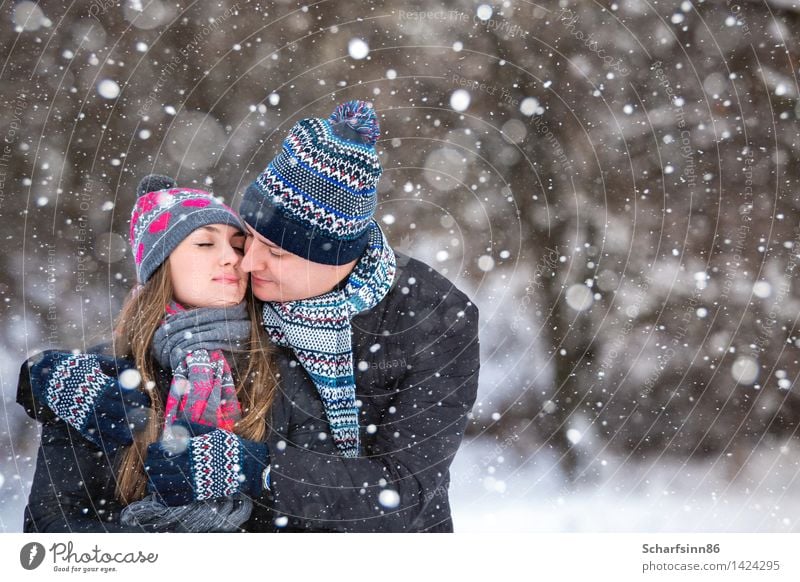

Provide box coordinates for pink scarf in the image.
[152,301,251,432]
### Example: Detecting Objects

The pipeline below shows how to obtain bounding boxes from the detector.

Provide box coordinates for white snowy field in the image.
[449,437,800,533]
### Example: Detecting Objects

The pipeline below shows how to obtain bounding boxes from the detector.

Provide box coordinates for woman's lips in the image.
[213,276,242,285]
[252,275,274,285]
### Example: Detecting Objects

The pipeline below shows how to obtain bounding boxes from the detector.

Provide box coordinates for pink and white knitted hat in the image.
[129,175,245,283]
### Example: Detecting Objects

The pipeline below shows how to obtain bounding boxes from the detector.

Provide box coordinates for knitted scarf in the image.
[262,222,396,458]
[155,302,251,432]
[121,301,253,532]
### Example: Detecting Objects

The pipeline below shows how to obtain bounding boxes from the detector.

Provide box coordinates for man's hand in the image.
[144,422,270,506]
[30,351,150,452]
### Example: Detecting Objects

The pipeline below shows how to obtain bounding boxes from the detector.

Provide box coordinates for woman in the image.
[17,175,336,532]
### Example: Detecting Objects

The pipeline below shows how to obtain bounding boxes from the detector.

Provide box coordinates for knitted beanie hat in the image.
[239,100,383,266]
[130,174,245,283]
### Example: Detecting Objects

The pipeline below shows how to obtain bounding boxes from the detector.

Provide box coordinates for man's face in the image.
[241,224,358,302]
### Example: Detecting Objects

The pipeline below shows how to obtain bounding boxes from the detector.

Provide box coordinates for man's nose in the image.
[241,239,263,273]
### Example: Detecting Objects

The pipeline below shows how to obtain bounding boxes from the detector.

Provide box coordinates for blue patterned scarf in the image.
[262,222,396,457]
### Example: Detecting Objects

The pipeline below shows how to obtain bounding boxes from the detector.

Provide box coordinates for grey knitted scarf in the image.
[120,302,254,532]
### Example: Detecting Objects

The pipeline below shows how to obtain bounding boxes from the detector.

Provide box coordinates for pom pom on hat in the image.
[137,174,177,197]
[328,100,380,146]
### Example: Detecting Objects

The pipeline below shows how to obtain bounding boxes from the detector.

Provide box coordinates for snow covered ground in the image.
[449,437,800,532]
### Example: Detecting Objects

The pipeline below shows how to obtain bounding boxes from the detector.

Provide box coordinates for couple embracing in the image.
[17,100,480,532]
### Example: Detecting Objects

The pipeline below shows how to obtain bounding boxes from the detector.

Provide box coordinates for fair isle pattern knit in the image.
[189,429,242,500]
[129,187,244,283]
[257,117,381,240]
[47,354,112,431]
[166,351,241,432]
[123,303,256,531]
[156,302,249,433]
[240,100,383,266]
[262,222,396,457]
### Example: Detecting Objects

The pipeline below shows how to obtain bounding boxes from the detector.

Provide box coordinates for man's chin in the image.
[250,280,281,302]
[252,291,280,302]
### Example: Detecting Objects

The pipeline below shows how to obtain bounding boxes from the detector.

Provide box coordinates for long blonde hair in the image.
[112,261,278,504]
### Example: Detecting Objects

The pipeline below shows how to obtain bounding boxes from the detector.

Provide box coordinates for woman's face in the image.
[168,224,247,308]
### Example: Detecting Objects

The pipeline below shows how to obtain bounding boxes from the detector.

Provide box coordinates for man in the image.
[235,99,481,531]
[20,100,480,532]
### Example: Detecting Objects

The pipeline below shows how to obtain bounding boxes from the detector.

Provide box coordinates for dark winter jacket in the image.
[17,344,337,533]
[19,253,480,532]
[265,253,480,532]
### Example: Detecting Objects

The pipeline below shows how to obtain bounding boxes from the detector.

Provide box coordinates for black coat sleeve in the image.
[268,301,480,532]
[18,357,141,532]
[23,419,143,532]
[16,352,57,424]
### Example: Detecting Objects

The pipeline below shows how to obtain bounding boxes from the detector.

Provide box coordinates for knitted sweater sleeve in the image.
[268,300,480,532]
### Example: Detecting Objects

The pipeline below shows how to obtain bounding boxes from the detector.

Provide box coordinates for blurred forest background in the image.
[1,0,799,531]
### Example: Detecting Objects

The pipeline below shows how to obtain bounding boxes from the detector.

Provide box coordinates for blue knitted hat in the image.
[130,175,245,283]
[239,100,382,265]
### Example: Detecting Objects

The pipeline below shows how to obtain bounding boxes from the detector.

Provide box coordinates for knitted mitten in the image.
[30,351,150,451]
[145,423,270,506]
